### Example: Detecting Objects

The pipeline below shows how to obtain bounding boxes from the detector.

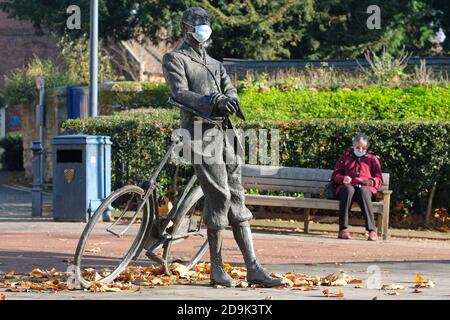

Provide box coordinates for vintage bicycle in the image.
[73,137,210,288]
[73,100,230,288]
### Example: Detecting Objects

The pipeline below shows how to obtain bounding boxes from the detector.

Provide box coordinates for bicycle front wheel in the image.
[162,186,208,275]
[74,185,152,288]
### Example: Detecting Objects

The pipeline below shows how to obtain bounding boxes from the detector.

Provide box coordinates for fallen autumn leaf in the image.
[381,284,405,290]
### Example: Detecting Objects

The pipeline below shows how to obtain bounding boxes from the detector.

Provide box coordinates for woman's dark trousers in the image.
[339,185,376,231]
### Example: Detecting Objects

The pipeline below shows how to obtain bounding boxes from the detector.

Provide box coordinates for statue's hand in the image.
[229,97,246,121]
[216,97,238,116]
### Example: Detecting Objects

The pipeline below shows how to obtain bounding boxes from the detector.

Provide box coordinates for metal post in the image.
[0,106,5,140]
[0,106,5,167]
[89,0,108,221]
[31,141,43,217]
[89,0,99,117]
[33,76,45,217]
[38,80,45,181]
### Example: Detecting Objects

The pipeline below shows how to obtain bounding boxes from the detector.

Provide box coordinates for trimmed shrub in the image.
[93,82,450,121]
[1,132,24,171]
[239,85,450,121]
[62,109,450,216]
[98,82,170,114]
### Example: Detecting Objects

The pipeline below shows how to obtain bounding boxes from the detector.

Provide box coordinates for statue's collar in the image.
[178,40,213,65]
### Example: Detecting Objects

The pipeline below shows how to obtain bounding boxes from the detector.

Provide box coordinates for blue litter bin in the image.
[52,135,111,221]
[67,86,89,119]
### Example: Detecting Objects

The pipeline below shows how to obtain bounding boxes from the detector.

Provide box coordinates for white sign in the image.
[67,5,81,30]
[367,5,381,30]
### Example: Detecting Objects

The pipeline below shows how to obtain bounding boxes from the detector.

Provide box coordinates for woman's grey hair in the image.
[352,133,369,147]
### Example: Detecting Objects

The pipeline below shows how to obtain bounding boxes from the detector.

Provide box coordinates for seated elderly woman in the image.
[331,133,383,241]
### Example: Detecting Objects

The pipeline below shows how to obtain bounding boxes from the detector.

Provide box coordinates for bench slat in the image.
[243,177,330,189]
[242,165,333,180]
[243,183,325,194]
[245,194,384,213]
[242,165,390,193]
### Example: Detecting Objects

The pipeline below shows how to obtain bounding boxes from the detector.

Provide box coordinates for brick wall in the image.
[0,11,175,88]
[0,11,58,89]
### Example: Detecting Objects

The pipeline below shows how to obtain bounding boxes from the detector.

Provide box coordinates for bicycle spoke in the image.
[114,200,146,237]
[185,241,209,270]
[106,194,138,234]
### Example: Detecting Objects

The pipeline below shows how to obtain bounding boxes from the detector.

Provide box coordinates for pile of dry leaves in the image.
[0,263,362,296]
[0,263,436,299]
[0,262,364,294]
[392,207,450,232]
[0,268,69,292]
[431,208,450,232]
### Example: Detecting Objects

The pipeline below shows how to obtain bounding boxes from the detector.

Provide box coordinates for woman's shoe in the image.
[338,229,351,239]
[368,230,378,241]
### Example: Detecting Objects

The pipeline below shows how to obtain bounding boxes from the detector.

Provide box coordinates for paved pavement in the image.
[1,221,450,271]
[0,171,52,220]
[1,222,450,300]
[1,261,449,300]
[1,170,450,300]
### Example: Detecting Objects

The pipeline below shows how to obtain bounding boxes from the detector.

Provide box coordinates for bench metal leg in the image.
[382,192,391,240]
[304,208,310,234]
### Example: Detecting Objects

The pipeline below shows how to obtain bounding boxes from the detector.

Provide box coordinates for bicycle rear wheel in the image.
[74,185,152,288]
[162,186,208,275]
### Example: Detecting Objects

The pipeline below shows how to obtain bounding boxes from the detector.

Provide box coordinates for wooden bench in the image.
[241,165,392,240]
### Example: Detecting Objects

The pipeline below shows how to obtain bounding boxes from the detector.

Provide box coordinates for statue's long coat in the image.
[162,40,252,229]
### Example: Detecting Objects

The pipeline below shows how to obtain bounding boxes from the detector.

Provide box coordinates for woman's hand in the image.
[352,177,363,184]
[343,176,352,184]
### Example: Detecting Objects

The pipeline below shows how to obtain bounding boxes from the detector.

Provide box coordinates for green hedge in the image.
[98,82,170,114]
[94,82,450,121]
[239,85,450,121]
[1,132,23,171]
[62,109,450,216]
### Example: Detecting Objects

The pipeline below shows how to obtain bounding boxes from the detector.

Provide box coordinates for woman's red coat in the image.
[331,150,383,195]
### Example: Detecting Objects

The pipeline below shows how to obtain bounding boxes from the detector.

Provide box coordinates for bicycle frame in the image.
[105,137,193,237]
[105,99,216,263]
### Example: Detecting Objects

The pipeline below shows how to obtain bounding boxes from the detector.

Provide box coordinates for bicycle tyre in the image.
[74,185,152,288]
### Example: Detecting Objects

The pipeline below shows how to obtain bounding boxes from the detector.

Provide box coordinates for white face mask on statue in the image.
[185,23,212,43]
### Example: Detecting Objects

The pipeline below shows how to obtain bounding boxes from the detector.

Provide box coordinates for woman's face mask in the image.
[353,150,367,157]
[353,145,367,157]
[185,22,212,43]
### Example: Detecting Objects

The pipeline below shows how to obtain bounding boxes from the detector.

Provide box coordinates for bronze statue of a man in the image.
[162,7,284,288]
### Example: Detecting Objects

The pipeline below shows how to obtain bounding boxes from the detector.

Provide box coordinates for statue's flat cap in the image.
[181,7,209,25]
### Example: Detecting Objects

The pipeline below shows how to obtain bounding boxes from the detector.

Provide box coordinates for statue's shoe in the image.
[210,262,236,287]
[247,262,286,287]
